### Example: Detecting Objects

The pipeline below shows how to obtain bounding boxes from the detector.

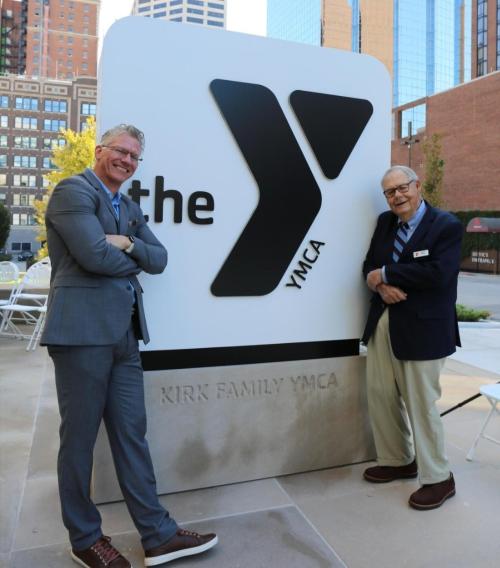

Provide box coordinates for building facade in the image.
[1,0,99,80]
[132,0,226,28]
[391,70,500,211]
[0,74,97,253]
[322,0,472,136]
[472,0,500,77]
[0,0,28,76]
[267,0,322,45]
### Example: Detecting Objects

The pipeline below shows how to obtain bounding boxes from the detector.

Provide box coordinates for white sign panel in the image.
[99,17,390,369]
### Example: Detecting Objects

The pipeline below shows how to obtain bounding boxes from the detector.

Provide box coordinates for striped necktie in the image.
[111,193,120,219]
[393,221,409,262]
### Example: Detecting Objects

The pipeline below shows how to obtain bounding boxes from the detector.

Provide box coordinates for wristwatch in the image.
[125,235,135,254]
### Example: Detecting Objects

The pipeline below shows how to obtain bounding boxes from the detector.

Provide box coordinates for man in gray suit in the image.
[42,124,217,568]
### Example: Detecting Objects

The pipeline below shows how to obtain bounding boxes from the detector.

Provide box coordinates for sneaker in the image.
[409,472,456,510]
[363,459,418,483]
[71,536,131,567]
[144,528,218,566]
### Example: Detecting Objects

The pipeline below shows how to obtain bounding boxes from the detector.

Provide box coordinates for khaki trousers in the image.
[366,309,450,484]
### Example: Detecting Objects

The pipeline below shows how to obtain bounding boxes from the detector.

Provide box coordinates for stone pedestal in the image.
[93,355,374,503]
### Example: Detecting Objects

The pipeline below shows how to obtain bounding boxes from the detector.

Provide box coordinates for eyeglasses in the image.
[382,181,413,199]
[101,145,143,163]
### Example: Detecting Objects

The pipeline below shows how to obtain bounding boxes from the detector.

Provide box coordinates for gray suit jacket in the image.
[41,168,167,346]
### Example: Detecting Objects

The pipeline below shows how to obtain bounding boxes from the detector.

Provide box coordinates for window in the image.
[44,99,68,112]
[44,119,66,131]
[0,135,7,147]
[13,174,37,187]
[84,3,90,12]
[81,102,96,115]
[154,11,166,17]
[12,213,35,226]
[171,8,182,14]
[0,95,8,108]
[207,20,223,27]
[13,194,34,206]
[187,8,203,15]
[68,36,74,44]
[187,16,203,23]
[44,137,65,149]
[171,0,183,4]
[42,157,56,169]
[13,156,37,168]
[138,6,150,12]
[15,97,39,111]
[188,0,204,5]
[0,116,7,127]
[82,51,88,59]
[0,174,7,185]
[208,11,223,18]
[14,136,37,149]
[82,63,88,71]
[15,117,38,130]
[0,155,7,168]
[208,2,224,7]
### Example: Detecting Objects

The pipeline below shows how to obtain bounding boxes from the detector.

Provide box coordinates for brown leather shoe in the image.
[363,459,418,483]
[71,536,131,567]
[144,528,218,566]
[409,472,456,510]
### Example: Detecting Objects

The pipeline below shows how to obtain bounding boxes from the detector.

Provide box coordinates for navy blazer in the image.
[361,202,463,360]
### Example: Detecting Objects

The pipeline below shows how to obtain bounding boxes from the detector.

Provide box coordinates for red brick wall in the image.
[392,71,500,211]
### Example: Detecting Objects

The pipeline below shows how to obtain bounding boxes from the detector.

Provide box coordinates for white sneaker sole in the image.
[144,535,218,566]
[71,550,133,568]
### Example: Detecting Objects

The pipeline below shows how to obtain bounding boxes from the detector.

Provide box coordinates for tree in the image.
[35,117,96,258]
[0,202,10,252]
[422,132,445,208]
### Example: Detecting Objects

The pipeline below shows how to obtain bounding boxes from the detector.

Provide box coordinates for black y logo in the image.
[210,79,373,297]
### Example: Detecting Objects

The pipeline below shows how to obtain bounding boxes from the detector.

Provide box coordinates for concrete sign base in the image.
[92,356,374,503]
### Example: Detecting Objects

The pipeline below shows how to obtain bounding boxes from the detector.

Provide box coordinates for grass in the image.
[456,304,491,322]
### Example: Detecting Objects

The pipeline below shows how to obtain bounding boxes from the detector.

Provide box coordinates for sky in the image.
[98,0,267,58]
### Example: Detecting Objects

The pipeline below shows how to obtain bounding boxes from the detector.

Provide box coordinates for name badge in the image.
[413,249,429,258]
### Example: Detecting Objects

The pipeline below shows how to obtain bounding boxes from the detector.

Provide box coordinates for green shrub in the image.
[456,304,491,322]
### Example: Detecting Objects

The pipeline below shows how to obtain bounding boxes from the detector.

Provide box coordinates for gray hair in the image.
[100,124,145,153]
[381,165,419,186]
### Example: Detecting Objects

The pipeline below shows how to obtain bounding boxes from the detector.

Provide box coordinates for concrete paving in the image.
[1,320,500,568]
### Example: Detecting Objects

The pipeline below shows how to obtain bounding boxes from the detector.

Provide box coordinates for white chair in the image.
[466,383,500,461]
[0,261,19,284]
[0,261,21,308]
[0,258,51,350]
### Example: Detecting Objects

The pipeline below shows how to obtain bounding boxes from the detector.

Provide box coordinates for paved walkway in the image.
[1,319,499,567]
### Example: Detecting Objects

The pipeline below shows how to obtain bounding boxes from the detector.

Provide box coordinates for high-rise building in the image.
[1,0,99,80]
[132,0,226,28]
[0,74,97,253]
[267,0,321,45]
[472,0,500,77]
[322,0,472,136]
[0,0,28,76]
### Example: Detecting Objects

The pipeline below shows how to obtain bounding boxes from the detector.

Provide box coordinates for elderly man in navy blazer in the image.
[361,165,463,510]
[42,124,217,567]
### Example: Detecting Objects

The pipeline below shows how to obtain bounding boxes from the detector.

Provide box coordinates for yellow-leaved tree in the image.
[35,117,96,258]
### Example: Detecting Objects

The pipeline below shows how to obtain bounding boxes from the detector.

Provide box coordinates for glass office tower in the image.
[322,0,472,137]
[267,0,321,45]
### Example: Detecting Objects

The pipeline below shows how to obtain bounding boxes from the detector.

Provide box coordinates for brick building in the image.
[392,70,500,211]
[0,74,96,254]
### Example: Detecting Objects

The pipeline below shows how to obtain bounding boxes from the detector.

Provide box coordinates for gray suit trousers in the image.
[48,324,178,551]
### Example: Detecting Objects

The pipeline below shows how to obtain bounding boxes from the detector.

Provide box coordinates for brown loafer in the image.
[71,535,131,567]
[144,528,217,566]
[363,459,418,483]
[409,472,456,510]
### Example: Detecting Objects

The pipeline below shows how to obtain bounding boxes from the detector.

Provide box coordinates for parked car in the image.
[17,251,35,261]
